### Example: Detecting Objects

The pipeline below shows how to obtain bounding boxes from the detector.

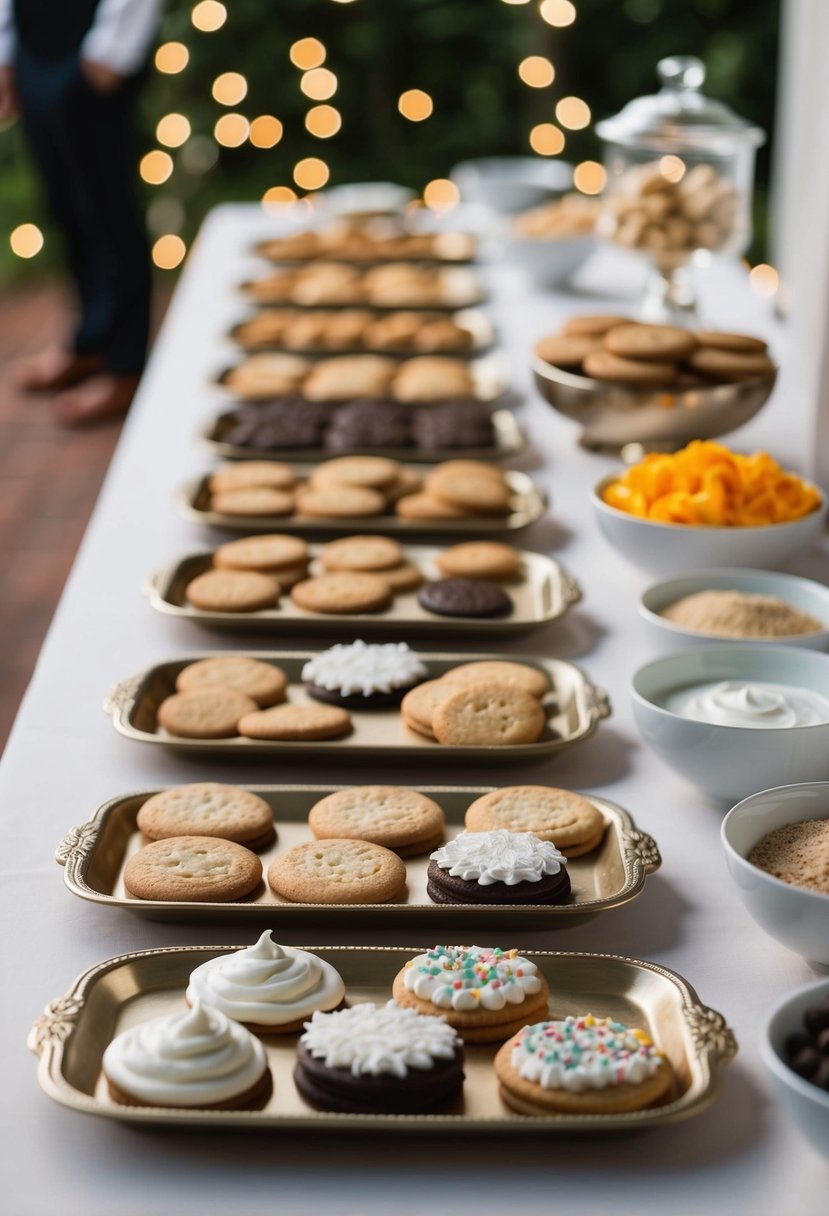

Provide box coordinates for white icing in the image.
[430,830,567,886]
[514,1016,662,1093]
[186,933,345,1026]
[300,1001,459,1078]
[102,999,267,1106]
[301,640,427,696]
[403,946,542,1011]
[662,679,829,729]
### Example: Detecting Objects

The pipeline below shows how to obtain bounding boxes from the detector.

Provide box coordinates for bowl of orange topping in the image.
[592,441,826,575]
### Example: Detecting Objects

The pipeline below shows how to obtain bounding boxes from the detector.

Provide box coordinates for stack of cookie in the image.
[400,658,550,746]
[233,308,478,356]
[395,461,515,522]
[222,352,477,404]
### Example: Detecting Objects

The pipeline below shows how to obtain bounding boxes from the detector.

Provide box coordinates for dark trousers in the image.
[15,47,150,375]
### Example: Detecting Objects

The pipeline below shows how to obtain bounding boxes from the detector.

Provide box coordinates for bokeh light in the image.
[540,0,576,25]
[147,196,185,235]
[660,155,686,183]
[518,56,555,88]
[294,157,330,190]
[305,105,342,138]
[152,234,187,269]
[749,263,780,297]
[212,72,247,105]
[156,113,191,148]
[191,2,226,33]
[139,150,174,185]
[423,179,460,212]
[9,223,43,258]
[573,161,607,195]
[214,113,250,147]
[555,96,591,130]
[529,122,565,156]
[398,89,433,121]
[155,42,189,74]
[290,38,326,69]
[262,186,298,205]
[300,68,338,100]
[249,116,284,148]
[181,135,218,173]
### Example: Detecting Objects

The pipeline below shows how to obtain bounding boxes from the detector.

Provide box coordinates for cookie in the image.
[176,656,287,707]
[323,399,412,451]
[224,398,327,450]
[136,783,276,849]
[291,572,393,615]
[686,346,776,382]
[320,535,404,573]
[414,319,473,353]
[582,348,678,387]
[302,640,427,708]
[395,492,468,520]
[237,703,352,741]
[211,487,296,517]
[394,356,475,403]
[418,578,512,619]
[435,541,522,582]
[426,829,570,904]
[224,353,310,397]
[124,836,262,901]
[426,469,513,516]
[384,466,423,502]
[399,678,450,739]
[562,314,633,337]
[295,484,386,518]
[310,456,400,491]
[392,946,550,1042]
[376,562,424,592]
[695,330,768,355]
[534,334,600,368]
[440,659,550,699]
[185,569,281,613]
[157,689,257,739]
[304,355,397,401]
[308,786,445,855]
[464,786,605,856]
[432,683,545,746]
[208,462,295,494]
[411,400,495,451]
[214,534,309,574]
[604,323,698,362]
[267,838,406,903]
[494,1015,674,1115]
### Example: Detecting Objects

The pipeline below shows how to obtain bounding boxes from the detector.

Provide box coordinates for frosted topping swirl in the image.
[403,945,542,1011]
[431,830,567,886]
[186,933,345,1026]
[102,1000,267,1106]
[665,679,829,729]
[301,640,427,696]
[301,1001,459,1077]
[514,1015,663,1092]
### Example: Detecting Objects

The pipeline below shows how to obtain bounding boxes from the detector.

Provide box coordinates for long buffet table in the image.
[2,204,827,1215]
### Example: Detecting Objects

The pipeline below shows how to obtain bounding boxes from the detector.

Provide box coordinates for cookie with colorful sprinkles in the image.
[494,1014,674,1115]
[391,945,550,1043]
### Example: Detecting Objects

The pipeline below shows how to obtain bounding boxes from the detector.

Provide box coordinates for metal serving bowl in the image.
[532,355,777,453]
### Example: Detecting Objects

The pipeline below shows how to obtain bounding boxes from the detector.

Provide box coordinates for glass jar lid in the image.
[596,56,765,152]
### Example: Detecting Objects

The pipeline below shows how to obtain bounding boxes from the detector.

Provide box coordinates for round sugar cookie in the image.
[176,657,287,707]
[308,786,445,854]
[426,470,513,516]
[375,562,424,592]
[291,572,392,615]
[582,349,678,387]
[399,679,452,739]
[124,836,262,902]
[433,684,545,747]
[209,462,295,493]
[237,703,352,741]
[213,534,309,573]
[295,485,386,518]
[185,569,280,613]
[211,487,296,517]
[434,542,522,582]
[395,492,468,520]
[137,783,275,849]
[464,786,605,856]
[320,535,404,573]
[157,689,256,739]
[603,323,698,362]
[267,839,406,903]
[440,660,550,699]
[310,456,400,490]
[695,330,768,355]
[686,347,776,382]
[534,334,600,369]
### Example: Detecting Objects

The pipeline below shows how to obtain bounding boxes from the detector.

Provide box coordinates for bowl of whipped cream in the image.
[631,645,829,803]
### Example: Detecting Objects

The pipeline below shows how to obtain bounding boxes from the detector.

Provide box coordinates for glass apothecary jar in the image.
[596,56,765,321]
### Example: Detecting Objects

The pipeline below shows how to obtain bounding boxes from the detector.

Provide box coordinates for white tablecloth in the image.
[2,205,827,1216]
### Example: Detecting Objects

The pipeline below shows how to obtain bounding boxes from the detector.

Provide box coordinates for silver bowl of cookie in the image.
[531,315,776,452]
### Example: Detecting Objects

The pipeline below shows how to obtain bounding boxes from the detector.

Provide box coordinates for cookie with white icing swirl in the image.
[426,830,570,906]
[303,640,427,708]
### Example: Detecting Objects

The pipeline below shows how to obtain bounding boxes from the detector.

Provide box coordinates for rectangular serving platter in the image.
[29,944,736,1132]
[104,650,610,762]
[177,467,546,538]
[56,784,658,926]
[238,267,487,311]
[200,405,524,465]
[228,306,495,357]
[144,545,580,638]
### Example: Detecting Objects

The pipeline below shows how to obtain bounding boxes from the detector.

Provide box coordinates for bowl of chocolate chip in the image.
[532,316,776,451]
[721,781,829,967]
[761,977,829,1160]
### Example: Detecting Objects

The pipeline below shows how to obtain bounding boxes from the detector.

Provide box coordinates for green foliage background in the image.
[0,0,779,282]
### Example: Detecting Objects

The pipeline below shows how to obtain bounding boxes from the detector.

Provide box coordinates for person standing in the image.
[0,0,164,425]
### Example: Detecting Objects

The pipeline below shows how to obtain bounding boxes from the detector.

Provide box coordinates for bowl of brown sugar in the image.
[640,568,829,655]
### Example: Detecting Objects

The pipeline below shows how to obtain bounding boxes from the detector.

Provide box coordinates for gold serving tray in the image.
[29,944,736,1132]
[56,784,656,926]
[177,467,546,538]
[144,545,580,638]
[229,306,495,357]
[238,266,487,311]
[200,405,524,465]
[104,650,610,761]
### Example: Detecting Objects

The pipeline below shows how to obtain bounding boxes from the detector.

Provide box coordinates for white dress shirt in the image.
[0,0,164,73]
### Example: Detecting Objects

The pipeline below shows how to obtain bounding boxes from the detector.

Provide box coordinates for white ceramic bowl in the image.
[640,569,829,654]
[721,782,829,966]
[761,977,829,1159]
[593,474,827,576]
[631,646,829,803]
[501,234,597,288]
[450,157,573,214]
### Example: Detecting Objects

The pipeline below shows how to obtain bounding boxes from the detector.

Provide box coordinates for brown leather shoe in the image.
[13,347,105,392]
[52,373,139,428]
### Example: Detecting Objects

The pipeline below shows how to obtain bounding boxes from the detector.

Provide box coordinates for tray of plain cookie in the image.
[29,942,736,1132]
[55,783,656,926]
[144,540,580,638]
[103,647,610,761]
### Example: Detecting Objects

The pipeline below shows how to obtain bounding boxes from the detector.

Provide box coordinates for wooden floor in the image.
[0,283,166,750]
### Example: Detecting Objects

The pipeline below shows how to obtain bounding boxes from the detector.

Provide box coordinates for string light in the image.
[398,89,433,121]
[152,234,186,269]
[262,186,298,205]
[212,72,247,105]
[423,179,460,211]
[301,68,337,100]
[529,123,565,156]
[214,113,250,147]
[555,96,590,130]
[155,42,189,74]
[660,155,686,183]
[305,105,342,138]
[290,38,326,69]
[749,264,779,297]
[249,116,284,148]
[139,150,174,185]
[191,2,226,33]
[573,161,606,194]
[518,56,555,88]
[540,0,576,25]
[294,157,330,190]
[9,223,43,258]
[156,114,191,148]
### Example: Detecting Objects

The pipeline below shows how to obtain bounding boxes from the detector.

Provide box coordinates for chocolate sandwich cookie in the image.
[418,577,513,619]
[411,400,496,450]
[426,829,570,905]
[322,399,412,451]
[426,860,570,905]
[224,398,328,450]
